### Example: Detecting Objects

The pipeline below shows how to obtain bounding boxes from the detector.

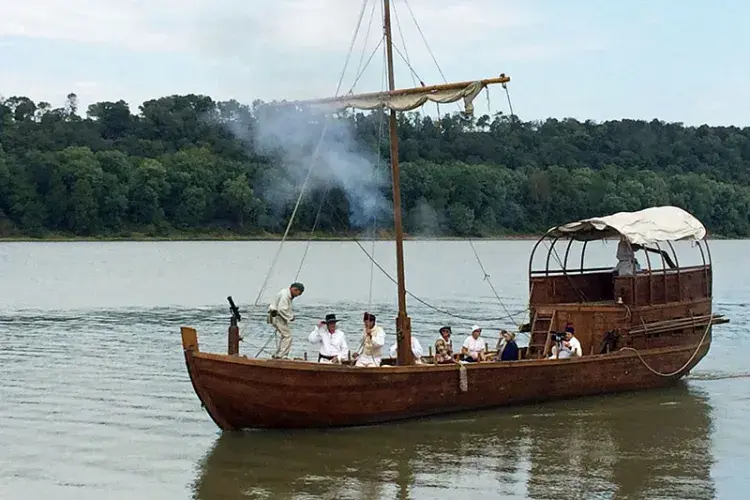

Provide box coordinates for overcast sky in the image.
[1,0,747,126]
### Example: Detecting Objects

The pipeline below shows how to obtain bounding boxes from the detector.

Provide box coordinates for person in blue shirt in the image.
[495,330,519,361]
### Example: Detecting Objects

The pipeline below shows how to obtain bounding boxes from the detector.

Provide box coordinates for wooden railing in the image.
[530,266,711,307]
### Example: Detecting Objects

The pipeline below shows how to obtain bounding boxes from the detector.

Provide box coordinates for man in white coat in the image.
[355,312,386,367]
[267,282,305,359]
[389,335,424,364]
[308,313,349,363]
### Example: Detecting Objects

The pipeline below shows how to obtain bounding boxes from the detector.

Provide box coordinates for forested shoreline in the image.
[1,92,750,240]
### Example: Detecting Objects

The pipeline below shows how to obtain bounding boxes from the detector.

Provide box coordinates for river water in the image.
[0,239,748,499]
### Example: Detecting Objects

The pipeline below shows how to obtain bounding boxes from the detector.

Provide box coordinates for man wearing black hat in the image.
[267,282,305,359]
[550,324,582,359]
[308,313,349,363]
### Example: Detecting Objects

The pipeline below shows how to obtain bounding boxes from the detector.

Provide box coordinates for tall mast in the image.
[383,0,414,365]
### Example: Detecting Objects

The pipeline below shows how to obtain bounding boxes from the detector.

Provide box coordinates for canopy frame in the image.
[528,206,712,279]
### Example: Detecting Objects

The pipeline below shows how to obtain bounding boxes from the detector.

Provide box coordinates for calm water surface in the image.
[0,240,748,499]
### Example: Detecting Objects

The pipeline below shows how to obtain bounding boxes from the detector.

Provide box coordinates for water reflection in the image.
[192,384,714,500]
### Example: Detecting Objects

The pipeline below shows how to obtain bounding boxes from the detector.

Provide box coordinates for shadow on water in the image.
[190,383,715,500]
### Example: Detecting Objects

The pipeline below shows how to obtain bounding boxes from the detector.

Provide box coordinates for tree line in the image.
[1,92,749,238]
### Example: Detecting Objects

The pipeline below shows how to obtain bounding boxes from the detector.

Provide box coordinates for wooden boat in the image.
[179,1,729,431]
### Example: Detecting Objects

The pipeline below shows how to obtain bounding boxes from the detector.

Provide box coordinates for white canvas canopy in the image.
[547,206,707,245]
[309,81,485,113]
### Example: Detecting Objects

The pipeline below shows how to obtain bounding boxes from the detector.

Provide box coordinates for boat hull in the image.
[182,332,711,430]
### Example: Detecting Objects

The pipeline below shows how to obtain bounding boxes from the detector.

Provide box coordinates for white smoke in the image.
[245,103,391,230]
[408,197,442,236]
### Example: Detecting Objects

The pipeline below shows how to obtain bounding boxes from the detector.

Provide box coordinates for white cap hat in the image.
[471,324,481,332]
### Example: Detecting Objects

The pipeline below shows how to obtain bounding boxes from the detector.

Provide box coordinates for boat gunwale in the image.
[186,338,710,376]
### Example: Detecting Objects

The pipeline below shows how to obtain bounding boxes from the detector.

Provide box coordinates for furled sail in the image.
[314,81,484,113]
[283,75,510,115]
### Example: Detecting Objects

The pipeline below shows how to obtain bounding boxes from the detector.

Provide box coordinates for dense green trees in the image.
[1,92,749,238]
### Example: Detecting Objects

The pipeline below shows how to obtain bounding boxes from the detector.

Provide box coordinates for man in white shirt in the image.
[460,325,486,362]
[308,313,349,363]
[550,324,583,359]
[355,312,386,367]
[389,336,424,364]
[267,282,304,359]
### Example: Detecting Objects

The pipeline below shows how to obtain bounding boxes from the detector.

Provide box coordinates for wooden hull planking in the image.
[181,327,712,430]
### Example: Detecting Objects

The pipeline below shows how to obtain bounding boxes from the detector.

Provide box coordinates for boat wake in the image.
[687,371,750,381]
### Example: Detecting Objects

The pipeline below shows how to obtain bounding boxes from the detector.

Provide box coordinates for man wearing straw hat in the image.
[267,282,305,359]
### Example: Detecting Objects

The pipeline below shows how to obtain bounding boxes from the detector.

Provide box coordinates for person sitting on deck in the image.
[460,325,486,362]
[613,236,641,276]
[434,326,454,364]
[495,330,519,361]
[354,312,386,367]
[308,313,349,363]
[389,336,424,364]
[550,324,582,359]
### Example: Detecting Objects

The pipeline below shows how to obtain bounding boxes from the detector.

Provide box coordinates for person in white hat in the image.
[460,325,485,362]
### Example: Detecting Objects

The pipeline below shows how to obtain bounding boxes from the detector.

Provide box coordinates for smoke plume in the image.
[239,103,391,230]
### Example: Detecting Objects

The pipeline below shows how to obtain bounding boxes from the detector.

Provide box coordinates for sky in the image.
[0,0,747,126]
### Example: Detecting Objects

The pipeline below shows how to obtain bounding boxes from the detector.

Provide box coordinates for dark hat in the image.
[439,326,452,334]
[324,313,340,323]
[363,312,376,322]
[565,324,575,334]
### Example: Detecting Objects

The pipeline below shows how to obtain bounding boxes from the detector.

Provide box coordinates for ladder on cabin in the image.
[528,309,556,358]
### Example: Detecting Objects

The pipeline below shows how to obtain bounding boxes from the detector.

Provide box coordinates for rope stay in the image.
[467,237,528,328]
[399,0,462,113]
[503,81,516,119]
[391,0,421,88]
[349,234,525,323]
[294,191,328,281]
[252,0,370,308]
[401,0,448,83]
[353,0,379,85]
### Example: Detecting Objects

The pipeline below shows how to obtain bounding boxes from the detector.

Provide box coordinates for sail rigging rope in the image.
[401,0,447,83]
[294,193,328,281]
[348,38,384,95]
[252,135,323,308]
[503,82,516,119]
[314,194,529,325]
[467,237,528,328]
[391,44,424,86]
[337,0,371,96]
[400,0,462,113]
[391,0,420,88]
[353,0,379,84]
[350,234,526,323]
[252,0,370,308]
[368,63,388,309]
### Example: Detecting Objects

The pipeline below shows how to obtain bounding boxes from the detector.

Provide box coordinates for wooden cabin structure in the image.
[525,206,724,360]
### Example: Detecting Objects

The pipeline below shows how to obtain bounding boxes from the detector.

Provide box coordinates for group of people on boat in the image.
[266,282,584,363]
[309,312,522,366]
[265,282,527,364]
